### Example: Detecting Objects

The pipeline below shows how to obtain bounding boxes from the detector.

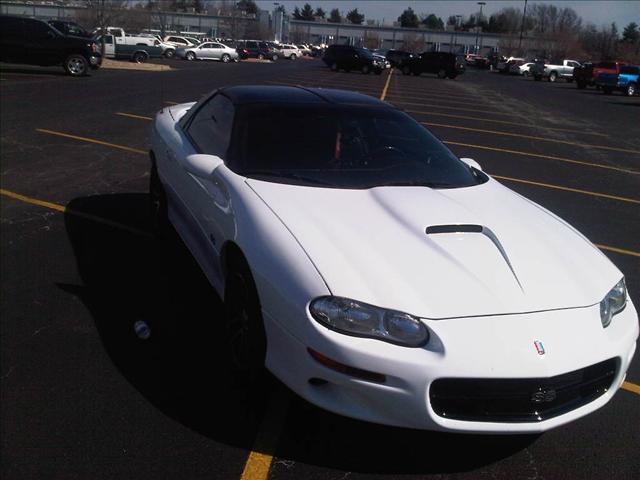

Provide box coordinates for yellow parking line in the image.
[405,110,609,137]
[426,122,640,155]
[239,387,290,480]
[443,140,640,175]
[36,128,146,155]
[622,381,640,395]
[595,244,640,258]
[0,188,151,237]
[116,112,153,121]
[380,68,393,100]
[491,174,640,204]
[392,100,522,117]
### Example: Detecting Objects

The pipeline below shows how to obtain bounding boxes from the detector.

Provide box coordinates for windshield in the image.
[229,105,486,189]
[357,48,374,59]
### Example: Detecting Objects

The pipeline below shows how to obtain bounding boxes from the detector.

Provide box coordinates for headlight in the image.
[600,279,627,327]
[309,296,429,347]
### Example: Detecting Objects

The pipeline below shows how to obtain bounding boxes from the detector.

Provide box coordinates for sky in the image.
[255,1,640,29]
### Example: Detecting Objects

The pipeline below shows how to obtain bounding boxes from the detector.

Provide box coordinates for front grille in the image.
[429,358,617,423]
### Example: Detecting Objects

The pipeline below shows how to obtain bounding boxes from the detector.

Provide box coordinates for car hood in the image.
[246,177,621,319]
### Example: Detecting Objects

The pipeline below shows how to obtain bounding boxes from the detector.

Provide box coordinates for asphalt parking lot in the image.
[1,57,639,479]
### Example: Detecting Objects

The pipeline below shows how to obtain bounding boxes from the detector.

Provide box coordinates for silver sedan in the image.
[178,42,239,62]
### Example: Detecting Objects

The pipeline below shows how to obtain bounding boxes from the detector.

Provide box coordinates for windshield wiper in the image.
[243,170,334,186]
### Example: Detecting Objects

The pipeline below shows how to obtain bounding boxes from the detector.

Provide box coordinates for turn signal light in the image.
[307,348,386,383]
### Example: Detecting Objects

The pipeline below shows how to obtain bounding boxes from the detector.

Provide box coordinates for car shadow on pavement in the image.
[62,192,537,475]
[62,193,267,450]
[0,65,69,76]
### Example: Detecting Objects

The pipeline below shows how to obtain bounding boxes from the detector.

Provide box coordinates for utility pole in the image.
[474,2,486,54]
[518,0,528,51]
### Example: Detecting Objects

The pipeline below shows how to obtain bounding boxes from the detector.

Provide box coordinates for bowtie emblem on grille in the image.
[531,388,557,404]
[534,340,546,355]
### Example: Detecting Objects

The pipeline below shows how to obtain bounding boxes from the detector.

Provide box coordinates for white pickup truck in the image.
[95,27,176,58]
[539,59,581,82]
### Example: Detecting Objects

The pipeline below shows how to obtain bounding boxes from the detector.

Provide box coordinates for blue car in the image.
[596,65,639,96]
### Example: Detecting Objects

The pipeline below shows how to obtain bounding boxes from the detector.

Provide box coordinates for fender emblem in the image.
[534,340,546,355]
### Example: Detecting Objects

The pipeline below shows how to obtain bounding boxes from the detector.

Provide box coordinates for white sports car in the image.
[149,85,638,433]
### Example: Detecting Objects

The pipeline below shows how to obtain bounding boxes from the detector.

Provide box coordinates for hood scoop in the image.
[426,224,524,292]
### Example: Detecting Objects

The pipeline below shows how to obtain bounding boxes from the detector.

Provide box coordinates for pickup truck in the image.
[573,61,628,89]
[101,27,177,58]
[532,59,581,82]
[99,34,163,63]
[596,65,639,96]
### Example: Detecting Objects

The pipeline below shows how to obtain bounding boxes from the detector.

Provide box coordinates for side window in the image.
[0,17,24,40]
[211,43,223,49]
[187,95,235,158]
[25,20,54,40]
[104,35,114,45]
[247,41,257,48]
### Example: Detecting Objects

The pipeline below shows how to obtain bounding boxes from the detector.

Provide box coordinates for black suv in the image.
[386,49,414,67]
[322,45,384,74]
[237,40,278,61]
[398,52,465,79]
[0,15,101,76]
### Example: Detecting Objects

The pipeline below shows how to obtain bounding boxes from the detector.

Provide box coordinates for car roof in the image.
[220,85,394,108]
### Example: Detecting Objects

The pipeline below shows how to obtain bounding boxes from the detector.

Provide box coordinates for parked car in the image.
[276,44,302,60]
[322,45,385,74]
[532,59,581,82]
[398,52,465,79]
[236,45,249,60]
[98,34,163,63]
[177,41,239,62]
[370,51,391,69]
[574,61,628,89]
[596,65,639,96]
[0,15,101,76]
[296,44,311,56]
[150,85,638,433]
[236,40,278,61]
[386,49,413,67]
[518,62,535,76]
[163,35,199,49]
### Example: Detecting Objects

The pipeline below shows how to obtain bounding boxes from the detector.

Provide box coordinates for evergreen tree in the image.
[398,8,419,28]
[328,8,341,23]
[346,8,364,25]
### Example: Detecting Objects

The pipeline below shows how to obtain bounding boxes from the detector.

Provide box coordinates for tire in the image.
[361,64,370,74]
[447,73,457,79]
[149,163,169,239]
[186,51,196,61]
[437,69,447,79]
[221,53,231,63]
[626,83,636,96]
[257,53,265,60]
[374,69,382,75]
[330,62,338,71]
[132,52,147,64]
[548,71,558,82]
[577,81,586,89]
[290,54,296,60]
[402,65,411,75]
[164,49,175,59]
[534,75,542,81]
[524,71,530,77]
[271,54,278,61]
[602,86,613,95]
[64,54,88,77]
[224,253,267,391]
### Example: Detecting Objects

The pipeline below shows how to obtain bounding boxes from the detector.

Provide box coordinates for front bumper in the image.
[263,300,638,433]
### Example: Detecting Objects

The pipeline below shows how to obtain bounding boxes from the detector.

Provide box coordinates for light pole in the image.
[518,0,528,52]
[454,14,462,53]
[474,2,486,54]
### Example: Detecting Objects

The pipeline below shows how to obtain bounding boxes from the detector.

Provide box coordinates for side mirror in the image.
[184,154,223,178]
[460,157,482,171]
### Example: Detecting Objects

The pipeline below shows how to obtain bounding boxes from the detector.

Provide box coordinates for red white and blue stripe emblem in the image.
[534,340,546,355]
